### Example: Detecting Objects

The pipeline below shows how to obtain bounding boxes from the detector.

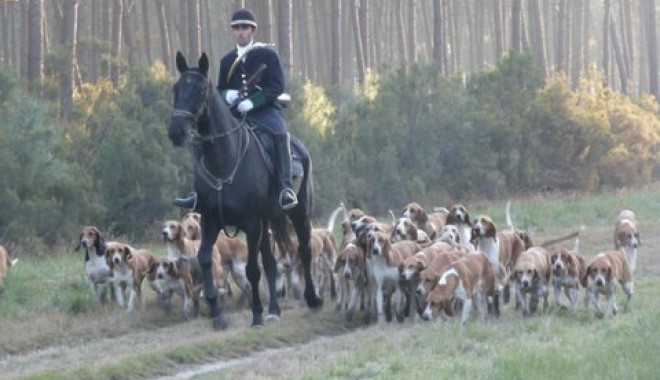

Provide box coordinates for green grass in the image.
[2,184,660,379]
[290,280,660,380]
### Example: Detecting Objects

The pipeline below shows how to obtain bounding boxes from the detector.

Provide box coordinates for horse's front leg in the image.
[199,216,228,330]
[259,221,281,320]
[289,208,322,308]
[245,224,264,326]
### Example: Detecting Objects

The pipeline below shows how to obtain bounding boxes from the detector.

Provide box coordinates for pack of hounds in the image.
[0,203,639,325]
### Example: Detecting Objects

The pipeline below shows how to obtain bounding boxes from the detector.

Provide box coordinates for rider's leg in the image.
[273,132,298,210]
[173,191,197,210]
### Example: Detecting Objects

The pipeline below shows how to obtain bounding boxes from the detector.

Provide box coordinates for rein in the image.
[195,122,250,190]
[174,71,251,191]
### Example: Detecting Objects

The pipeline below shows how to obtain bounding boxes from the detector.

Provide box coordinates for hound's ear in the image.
[147,262,157,274]
[606,266,613,281]
[176,51,188,73]
[417,261,426,272]
[333,256,343,273]
[105,250,113,267]
[96,229,106,252]
[581,267,590,288]
[124,246,133,260]
[199,53,209,76]
[168,261,179,276]
[74,234,82,251]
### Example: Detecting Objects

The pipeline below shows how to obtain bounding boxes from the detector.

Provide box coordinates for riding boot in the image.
[173,192,198,211]
[273,133,298,210]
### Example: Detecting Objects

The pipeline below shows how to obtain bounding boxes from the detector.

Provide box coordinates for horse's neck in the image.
[198,91,242,175]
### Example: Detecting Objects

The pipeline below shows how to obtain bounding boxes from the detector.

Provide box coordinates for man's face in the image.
[233,25,255,47]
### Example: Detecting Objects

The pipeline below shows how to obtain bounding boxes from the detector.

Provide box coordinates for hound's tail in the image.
[539,226,585,249]
[326,205,344,232]
[505,200,514,231]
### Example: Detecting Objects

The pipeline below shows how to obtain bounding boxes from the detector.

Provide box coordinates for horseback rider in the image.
[174,8,298,211]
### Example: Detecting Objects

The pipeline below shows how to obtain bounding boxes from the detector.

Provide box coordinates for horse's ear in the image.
[199,53,209,76]
[176,51,188,73]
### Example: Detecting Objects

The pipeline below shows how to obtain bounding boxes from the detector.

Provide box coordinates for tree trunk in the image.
[122,0,138,67]
[582,0,590,70]
[407,0,416,63]
[511,0,522,53]
[620,0,633,84]
[201,0,215,79]
[330,0,341,85]
[555,0,566,72]
[110,0,122,83]
[609,9,627,93]
[464,1,475,72]
[187,0,200,59]
[527,0,547,74]
[359,0,370,69]
[60,0,79,123]
[474,0,484,68]
[644,0,658,98]
[176,0,187,57]
[371,0,382,68]
[27,0,44,93]
[447,0,457,74]
[277,0,292,78]
[432,0,443,75]
[395,0,406,65]
[570,0,583,89]
[1,2,9,65]
[141,0,152,65]
[155,0,172,71]
[299,0,314,80]
[491,0,504,60]
[350,0,366,84]
[602,0,610,86]
[101,0,110,78]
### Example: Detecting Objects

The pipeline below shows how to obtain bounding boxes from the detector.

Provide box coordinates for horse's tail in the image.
[270,154,315,258]
[270,213,295,259]
[300,155,314,215]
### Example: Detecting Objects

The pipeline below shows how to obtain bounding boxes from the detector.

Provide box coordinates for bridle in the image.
[172,70,250,190]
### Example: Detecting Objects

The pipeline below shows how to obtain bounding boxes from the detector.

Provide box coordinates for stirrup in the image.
[279,188,298,210]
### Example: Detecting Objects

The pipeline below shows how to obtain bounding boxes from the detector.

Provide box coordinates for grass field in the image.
[1,184,659,379]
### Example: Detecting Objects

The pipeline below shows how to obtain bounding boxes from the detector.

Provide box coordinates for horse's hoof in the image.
[306,295,323,309]
[212,315,229,331]
[265,314,281,323]
[252,313,264,327]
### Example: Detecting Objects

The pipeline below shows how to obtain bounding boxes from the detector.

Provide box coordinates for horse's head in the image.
[169,51,211,147]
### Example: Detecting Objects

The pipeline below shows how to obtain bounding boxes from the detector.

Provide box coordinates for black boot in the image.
[273,133,298,210]
[173,192,197,210]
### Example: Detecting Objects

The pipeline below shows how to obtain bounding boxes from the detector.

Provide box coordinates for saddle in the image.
[249,126,306,189]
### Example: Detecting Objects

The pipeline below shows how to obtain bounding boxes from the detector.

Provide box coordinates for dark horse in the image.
[168,52,322,328]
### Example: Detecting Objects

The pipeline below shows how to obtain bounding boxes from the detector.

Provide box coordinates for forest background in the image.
[0,0,658,253]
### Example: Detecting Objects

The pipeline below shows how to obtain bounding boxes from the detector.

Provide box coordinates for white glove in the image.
[224,89,239,105]
[237,99,254,114]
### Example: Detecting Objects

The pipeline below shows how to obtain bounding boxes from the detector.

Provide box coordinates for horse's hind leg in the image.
[245,224,265,326]
[259,221,282,320]
[289,208,323,308]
